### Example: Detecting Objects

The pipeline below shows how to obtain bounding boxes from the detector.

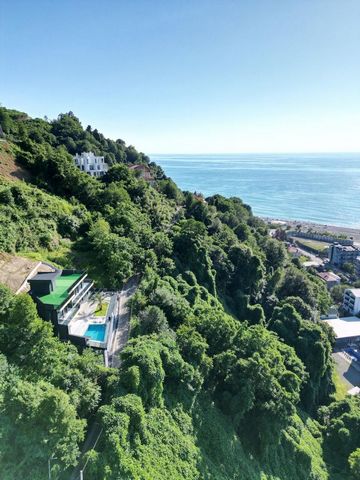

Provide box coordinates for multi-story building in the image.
[28,269,122,361]
[74,151,109,177]
[355,256,360,277]
[328,243,359,267]
[343,288,360,316]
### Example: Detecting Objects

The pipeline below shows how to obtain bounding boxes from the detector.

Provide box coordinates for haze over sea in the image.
[151,153,360,228]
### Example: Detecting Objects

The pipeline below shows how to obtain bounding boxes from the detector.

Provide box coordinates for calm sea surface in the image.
[150,153,360,228]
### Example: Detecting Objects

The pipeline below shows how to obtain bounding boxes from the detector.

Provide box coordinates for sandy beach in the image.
[262,217,360,244]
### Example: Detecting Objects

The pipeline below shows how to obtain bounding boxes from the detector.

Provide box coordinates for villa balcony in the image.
[58,280,94,324]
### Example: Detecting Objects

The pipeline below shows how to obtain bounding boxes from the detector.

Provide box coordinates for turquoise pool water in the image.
[85,324,106,342]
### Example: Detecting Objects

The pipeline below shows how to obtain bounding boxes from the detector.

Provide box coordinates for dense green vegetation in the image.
[0,105,358,479]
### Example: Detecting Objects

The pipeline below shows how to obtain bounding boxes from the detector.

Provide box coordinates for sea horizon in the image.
[150,152,360,229]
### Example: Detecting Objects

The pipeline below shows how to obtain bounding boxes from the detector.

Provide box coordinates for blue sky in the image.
[1,0,359,153]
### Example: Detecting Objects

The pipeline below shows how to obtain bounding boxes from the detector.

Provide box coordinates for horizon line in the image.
[148,151,360,156]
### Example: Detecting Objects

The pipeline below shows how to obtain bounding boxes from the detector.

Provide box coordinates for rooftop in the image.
[317,271,341,282]
[30,271,60,282]
[345,288,360,298]
[324,316,360,339]
[38,273,83,307]
[333,244,358,252]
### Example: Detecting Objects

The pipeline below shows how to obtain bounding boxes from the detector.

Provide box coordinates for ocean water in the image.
[150,153,360,228]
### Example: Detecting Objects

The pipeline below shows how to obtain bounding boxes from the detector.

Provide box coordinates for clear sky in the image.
[1,0,359,153]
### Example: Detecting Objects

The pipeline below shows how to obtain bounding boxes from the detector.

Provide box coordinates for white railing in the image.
[58,281,93,324]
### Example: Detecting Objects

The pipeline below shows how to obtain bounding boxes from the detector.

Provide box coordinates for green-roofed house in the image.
[29,269,94,347]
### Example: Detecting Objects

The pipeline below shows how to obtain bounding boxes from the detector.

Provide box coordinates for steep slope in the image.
[0,105,353,480]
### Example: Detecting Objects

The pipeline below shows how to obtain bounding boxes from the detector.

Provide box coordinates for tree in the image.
[319,396,360,472]
[138,306,169,335]
[262,237,287,270]
[277,266,316,307]
[270,304,333,410]
[88,219,135,288]
[343,262,355,275]
[0,375,85,479]
[212,324,305,449]
[349,448,360,479]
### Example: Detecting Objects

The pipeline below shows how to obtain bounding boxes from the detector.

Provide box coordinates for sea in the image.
[150,153,360,228]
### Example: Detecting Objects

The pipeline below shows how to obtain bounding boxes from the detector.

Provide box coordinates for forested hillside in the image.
[0,105,359,480]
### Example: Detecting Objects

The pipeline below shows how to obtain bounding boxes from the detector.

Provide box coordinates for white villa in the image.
[74,151,109,177]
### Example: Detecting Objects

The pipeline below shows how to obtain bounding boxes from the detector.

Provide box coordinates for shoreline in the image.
[260,216,360,243]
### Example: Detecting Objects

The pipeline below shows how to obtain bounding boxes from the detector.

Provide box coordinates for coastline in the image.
[261,216,360,243]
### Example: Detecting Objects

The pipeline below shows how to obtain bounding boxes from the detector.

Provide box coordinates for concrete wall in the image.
[287,230,353,245]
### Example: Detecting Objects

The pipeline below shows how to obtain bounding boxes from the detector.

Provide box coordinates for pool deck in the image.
[68,294,111,337]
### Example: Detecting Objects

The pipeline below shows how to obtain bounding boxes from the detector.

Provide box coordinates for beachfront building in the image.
[74,151,109,177]
[342,288,360,316]
[328,243,359,267]
[29,270,116,350]
[316,271,341,290]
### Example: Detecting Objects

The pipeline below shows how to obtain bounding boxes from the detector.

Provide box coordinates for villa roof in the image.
[38,273,83,307]
[30,271,60,282]
[129,164,150,171]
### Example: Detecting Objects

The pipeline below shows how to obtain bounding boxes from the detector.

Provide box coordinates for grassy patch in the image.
[94,302,108,317]
[18,241,73,269]
[299,255,309,264]
[332,369,349,401]
[292,237,329,253]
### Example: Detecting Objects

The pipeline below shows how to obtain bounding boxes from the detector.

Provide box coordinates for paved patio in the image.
[69,293,111,337]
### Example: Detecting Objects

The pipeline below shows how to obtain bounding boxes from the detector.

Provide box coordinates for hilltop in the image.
[0,105,358,480]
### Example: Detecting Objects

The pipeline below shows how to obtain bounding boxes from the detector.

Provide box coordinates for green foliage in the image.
[0,104,346,479]
[212,324,305,448]
[0,374,85,478]
[277,266,331,313]
[0,288,110,478]
[269,304,334,411]
[319,396,360,470]
[349,448,360,479]
[0,178,82,252]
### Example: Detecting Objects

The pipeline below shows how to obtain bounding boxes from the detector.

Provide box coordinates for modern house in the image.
[328,243,359,267]
[316,271,341,290]
[29,269,116,350]
[343,288,360,316]
[74,152,109,177]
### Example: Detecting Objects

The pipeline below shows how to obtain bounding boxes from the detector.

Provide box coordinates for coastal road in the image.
[107,276,138,368]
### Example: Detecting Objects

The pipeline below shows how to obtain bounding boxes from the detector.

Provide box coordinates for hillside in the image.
[0,141,30,182]
[0,105,358,480]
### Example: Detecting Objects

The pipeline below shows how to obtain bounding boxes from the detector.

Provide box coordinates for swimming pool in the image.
[85,324,106,342]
